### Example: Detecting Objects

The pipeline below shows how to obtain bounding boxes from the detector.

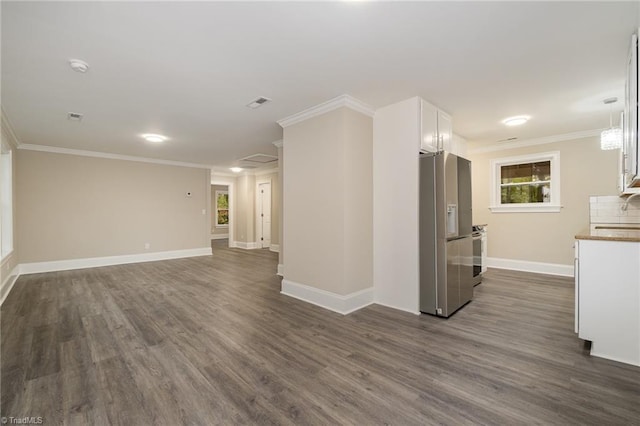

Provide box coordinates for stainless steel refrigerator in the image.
[419,152,474,317]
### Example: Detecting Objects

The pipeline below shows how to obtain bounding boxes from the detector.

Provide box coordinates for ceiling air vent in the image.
[239,154,278,165]
[246,97,272,109]
[67,112,84,121]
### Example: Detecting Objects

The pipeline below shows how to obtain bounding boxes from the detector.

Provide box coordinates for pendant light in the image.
[600,97,622,150]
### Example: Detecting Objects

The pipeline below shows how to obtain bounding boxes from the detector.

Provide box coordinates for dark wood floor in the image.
[2,240,639,425]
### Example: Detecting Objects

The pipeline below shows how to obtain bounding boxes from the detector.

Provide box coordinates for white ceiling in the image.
[2,1,639,166]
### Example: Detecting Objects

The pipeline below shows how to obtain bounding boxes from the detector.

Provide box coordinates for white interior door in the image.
[258,183,271,248]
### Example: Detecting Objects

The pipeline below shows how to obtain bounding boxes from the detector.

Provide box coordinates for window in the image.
[490,151,561,213]
[1,141,13,258]
[215,190,229,228]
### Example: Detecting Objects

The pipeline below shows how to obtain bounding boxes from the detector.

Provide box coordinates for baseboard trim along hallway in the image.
[19,247,213,275]
[486,257,574,277]
[281,279,373,315]
[231,241,259,249]
[210,234,229,240]
[0,265,20,306]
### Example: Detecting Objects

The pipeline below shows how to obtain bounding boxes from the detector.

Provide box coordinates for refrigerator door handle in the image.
[447,204,458,237]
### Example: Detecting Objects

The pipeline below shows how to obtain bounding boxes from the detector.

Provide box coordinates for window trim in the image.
[214,190,229,228]
[489,151,561,213]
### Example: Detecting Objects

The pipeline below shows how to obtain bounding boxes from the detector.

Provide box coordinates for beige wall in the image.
[468,136,619,266]
[276,145,284,265]
[222,169,280,247]
[343,109,373,294]
[258,171,279,247]
[1,121,20,301]
[283,107,372,295]
[234,174,255,243]
[17,150,210,263]
[211,184,229,235]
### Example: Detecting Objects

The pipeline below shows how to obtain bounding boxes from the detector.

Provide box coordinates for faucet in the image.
[621,192,640,211]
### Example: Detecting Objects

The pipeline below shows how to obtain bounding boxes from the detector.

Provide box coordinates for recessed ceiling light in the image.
[230,167,243,173]
[501,115,531,126]
[142,134,167,143]
[69,59,90,73]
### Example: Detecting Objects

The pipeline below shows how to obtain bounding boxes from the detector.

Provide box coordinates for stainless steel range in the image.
[472,224,486,285]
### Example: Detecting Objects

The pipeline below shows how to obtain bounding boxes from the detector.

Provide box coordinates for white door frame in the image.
[255,177,272,249]
[211,176,235,247]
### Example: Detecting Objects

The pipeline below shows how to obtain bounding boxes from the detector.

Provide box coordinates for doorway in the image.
[211,184,230,241]
[210,175,234,248]
[256,181,271,249]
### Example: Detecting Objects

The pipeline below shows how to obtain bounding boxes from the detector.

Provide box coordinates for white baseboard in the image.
[0,264,20,306]
[270,244,280,253]
[373,300,421,316]
[281,279,373,315]
[276,264,284,277]
[210,234,229,240]
[232,241,259,250]
[486,257,574,277]
[19,247,213,275]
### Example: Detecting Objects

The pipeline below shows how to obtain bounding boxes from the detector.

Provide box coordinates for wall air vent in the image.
[67,112,84,121]
[246,97,272,109]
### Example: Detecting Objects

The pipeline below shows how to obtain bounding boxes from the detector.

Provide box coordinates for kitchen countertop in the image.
[576,225,640,242]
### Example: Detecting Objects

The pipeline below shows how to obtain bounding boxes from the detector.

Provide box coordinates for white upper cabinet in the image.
[452,133,468,159]
[438,109,453,152]
[420,100,439,152]
[420,99,453,154]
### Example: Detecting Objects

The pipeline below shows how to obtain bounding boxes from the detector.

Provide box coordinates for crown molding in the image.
[1,108,22,149]
[468,129,603,155]
[272,139,283,148]
[277,94,375,128]
[17,144,214,170]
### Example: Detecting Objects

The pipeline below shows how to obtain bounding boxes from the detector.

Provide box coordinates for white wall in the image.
[373,97,421,314]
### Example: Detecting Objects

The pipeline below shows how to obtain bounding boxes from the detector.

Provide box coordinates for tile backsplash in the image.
[590,195,640,224]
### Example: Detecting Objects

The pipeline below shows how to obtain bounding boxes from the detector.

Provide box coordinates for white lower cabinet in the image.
[575,238,640,366]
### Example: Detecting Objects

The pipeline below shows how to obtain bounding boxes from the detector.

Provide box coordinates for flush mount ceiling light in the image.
[68,58,90,73]
[600,97,623,150]
[142,134,167,143]
[501,115,531,126]
[230,167,243,173]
